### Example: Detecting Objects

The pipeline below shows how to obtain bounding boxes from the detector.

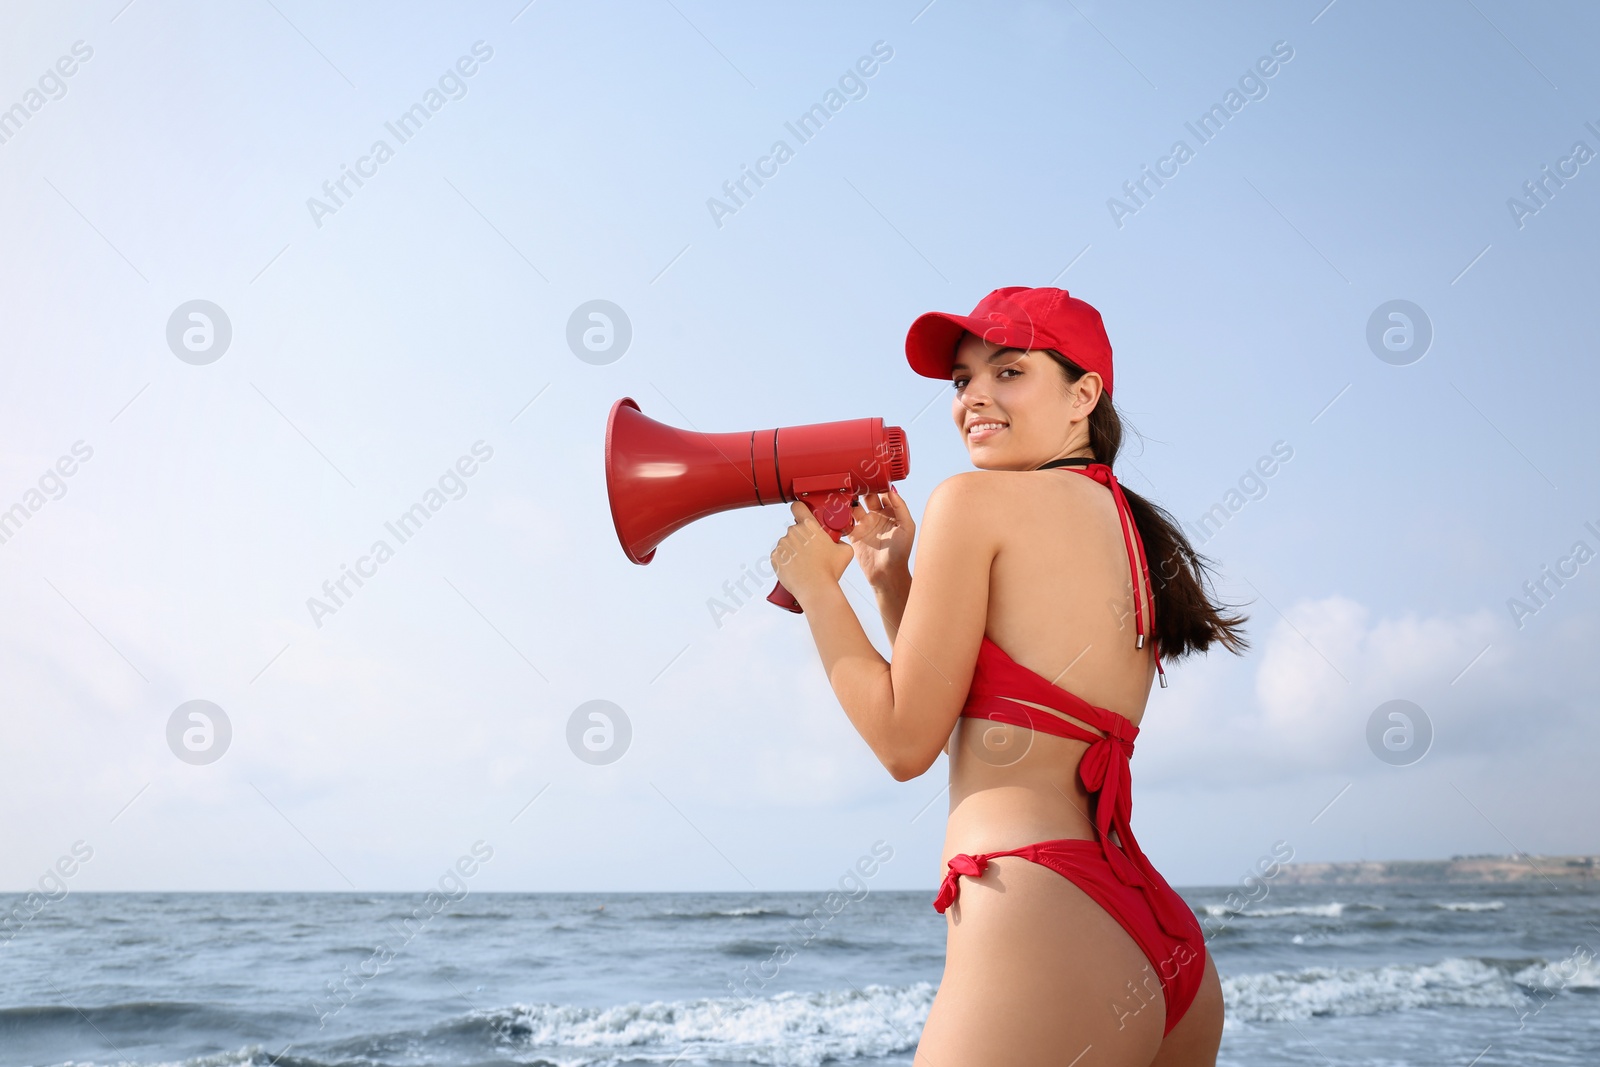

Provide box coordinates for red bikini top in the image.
[952,459,1192,940]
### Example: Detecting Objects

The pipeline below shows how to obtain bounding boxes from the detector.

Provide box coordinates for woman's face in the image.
[949,332,1102,470]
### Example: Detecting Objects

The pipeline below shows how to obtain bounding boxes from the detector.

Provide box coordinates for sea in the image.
[1,882,1596,1066]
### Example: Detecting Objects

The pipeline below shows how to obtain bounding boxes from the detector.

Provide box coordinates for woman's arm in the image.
[873,571,911,646]
[846,487,917,645]
[773,473,999,781]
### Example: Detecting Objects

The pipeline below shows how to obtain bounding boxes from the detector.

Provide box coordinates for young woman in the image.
[771,287,1250,1066]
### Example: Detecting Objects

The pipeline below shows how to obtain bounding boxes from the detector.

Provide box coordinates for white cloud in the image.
[1137,593,1597,787]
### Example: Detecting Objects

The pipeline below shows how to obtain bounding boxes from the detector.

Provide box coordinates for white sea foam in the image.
[39,958,1599,1067]
[653,905,792,920]
[1434,900,1505,912]
[1514,952,1600,991]
[1223,956,1542,1024]
[1245,902,1349,918]
[480,982,934,1066]
[52,987,933,1067]
[1200,900,1386,920]
[1200,902,1298,919]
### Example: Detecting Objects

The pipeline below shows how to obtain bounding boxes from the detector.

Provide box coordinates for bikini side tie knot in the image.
[933,853,989,914]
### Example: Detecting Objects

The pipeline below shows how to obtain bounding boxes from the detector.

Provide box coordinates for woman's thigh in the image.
[916,857,1166,1067]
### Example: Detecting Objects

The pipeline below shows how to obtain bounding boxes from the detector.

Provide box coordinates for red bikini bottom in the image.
[934,838,1207,1036]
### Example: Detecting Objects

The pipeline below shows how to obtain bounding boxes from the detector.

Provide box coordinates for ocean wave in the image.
[475,982,934,1065]
[1513,953,1600,991]
[1434,900,1505,912]
[1200,901,1381,919]
[719,906,790,918]
[21,958,1597,1067]
[1223,955,1588,1023]
[0,1000,224,1029]
[719,938,783,958]
[1246,903,1350,919]
[15,1044,288,1067]
[20,986,932,1067]
[650,906,793,921]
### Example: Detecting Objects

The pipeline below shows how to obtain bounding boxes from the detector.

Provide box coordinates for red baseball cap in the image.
[905,286,1116,396]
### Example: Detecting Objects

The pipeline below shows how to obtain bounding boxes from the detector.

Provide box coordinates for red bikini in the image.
[932,459,1207,1037]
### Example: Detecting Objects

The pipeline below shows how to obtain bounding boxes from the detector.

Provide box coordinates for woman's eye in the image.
[951,378,968,391]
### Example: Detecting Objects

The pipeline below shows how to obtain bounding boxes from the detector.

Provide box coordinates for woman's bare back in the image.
[944,466,1154,854]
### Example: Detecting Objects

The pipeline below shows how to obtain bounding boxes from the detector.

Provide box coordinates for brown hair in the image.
[1044,348,1250,661]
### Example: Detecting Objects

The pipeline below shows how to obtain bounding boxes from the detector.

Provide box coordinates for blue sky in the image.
[1,0,1596,893]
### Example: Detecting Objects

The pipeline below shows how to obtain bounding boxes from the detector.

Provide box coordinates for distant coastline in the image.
[1275,853,1598,885]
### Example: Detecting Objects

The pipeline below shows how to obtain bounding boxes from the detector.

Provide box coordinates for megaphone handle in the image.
[767,581,804,613]
[767,492,855,614]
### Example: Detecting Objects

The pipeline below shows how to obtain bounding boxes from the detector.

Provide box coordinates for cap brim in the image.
[904,312,977,379]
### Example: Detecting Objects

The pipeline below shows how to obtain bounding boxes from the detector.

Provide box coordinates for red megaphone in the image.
[605,397,910,612]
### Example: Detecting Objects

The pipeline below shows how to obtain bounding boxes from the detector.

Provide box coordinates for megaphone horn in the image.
[605,397,910,612]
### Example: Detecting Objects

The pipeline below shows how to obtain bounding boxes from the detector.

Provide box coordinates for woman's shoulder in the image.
[921,469,1072,537]
[925,469,1010,513]
[927,468,1088,508]
[929,467,1033,492]
[922,469,1103,546]
[930,468,996,495]
[914,472,1001,551]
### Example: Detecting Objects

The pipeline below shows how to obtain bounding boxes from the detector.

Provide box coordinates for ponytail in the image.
[1045,350,1250,661]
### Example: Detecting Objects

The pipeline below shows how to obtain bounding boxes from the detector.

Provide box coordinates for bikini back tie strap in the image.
[1037,457,1166,687]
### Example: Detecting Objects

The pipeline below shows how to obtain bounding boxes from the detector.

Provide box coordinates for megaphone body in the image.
[605,397,910,612]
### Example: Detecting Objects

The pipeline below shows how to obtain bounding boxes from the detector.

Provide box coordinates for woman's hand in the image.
[771,501,855,606]
[845,487,915,590]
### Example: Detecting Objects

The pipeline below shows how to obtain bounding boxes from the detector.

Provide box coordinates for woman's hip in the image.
[923,856,1168,1063]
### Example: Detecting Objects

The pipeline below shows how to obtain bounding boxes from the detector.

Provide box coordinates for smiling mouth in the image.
[966,421,1007,441]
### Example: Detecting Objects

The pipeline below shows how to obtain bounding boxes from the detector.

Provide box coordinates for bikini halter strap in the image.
[1036,456,1167,688]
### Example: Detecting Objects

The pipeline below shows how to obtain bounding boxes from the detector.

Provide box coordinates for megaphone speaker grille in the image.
[883,426,910,481]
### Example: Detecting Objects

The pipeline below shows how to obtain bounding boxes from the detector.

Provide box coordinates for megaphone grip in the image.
[767,492,855,614]
[767,581,804,613]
